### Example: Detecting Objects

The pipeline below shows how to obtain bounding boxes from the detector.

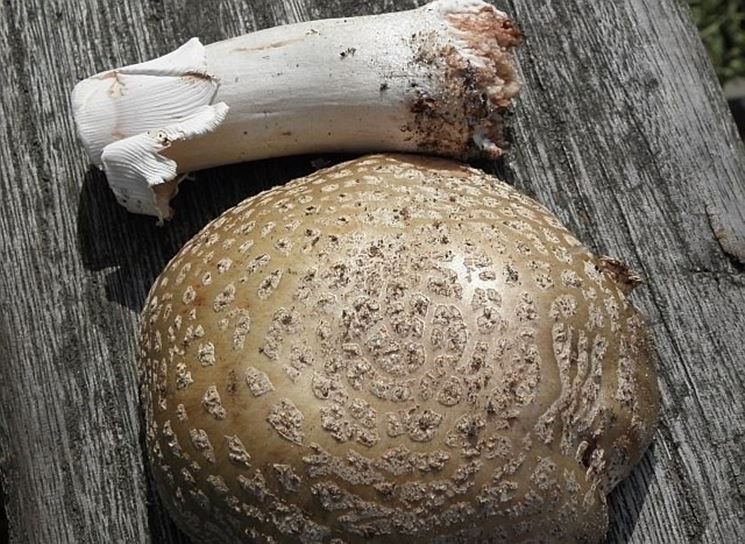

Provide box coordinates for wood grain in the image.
[0,0,743,542]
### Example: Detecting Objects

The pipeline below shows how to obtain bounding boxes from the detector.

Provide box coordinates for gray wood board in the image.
[0,0,743,542]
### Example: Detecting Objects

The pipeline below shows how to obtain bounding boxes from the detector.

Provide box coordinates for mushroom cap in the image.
[138,154,660,543]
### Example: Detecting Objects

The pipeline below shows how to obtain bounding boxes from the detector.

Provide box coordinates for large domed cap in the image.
[138,154,659,543]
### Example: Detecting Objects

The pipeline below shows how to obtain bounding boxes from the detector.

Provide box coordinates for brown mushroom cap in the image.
[138,154,660,543]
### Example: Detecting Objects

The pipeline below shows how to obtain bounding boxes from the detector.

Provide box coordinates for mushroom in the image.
[71,0,521,222]
[139,154,660,543]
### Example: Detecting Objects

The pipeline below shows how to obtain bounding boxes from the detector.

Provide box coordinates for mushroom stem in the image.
[71,0,521,221]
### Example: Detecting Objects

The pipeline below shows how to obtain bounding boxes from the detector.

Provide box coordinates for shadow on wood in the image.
[76,157,342,312]
[607,446,657,543]
[76,167,169,312]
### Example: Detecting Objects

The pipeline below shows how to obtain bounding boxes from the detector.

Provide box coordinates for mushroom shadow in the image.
[77,155,350,313]
[606,444,658,543]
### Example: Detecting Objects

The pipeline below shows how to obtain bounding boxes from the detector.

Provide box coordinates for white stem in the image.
[71,0,521,221]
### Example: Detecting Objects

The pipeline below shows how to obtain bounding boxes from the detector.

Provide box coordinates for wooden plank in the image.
[0,1,153,541]
[0,0,743,542]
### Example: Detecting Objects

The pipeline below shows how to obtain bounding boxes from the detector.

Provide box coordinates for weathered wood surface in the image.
[0,0,743,542]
